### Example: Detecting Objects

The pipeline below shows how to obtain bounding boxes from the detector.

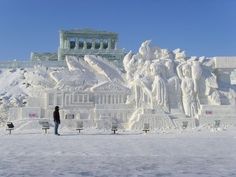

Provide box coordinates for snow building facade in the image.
[31,29,125,67]
[10,79,134,129]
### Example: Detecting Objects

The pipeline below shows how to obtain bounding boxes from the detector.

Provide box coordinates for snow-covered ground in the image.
[1,128,236,177]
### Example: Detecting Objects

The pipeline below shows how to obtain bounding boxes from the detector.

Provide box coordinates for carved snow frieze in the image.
[91,80,130,94]
[123,40,236,121]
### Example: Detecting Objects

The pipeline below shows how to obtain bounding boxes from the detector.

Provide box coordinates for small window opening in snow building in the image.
[79,40,84,49]
[95,40,100,49]
[87,40,92,49]
[69,38,76,49]
[103,41,108,49]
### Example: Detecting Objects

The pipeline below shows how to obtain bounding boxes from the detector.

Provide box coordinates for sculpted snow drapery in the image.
[177,62,199,118]
[151,63,169,112]
[123,40,219,118]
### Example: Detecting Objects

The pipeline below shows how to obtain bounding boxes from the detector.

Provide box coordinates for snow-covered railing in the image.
[0,60,67,68]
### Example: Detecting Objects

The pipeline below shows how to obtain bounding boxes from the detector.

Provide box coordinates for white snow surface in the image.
[0,127,236,177]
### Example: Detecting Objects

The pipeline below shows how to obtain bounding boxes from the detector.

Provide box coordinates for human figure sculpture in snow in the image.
[173,48,186,62]
[125,56,136,82]
[124,50,156,108]
[139,40,155,60]
[160,49,174,60]
[151,63,170,112]
[124,52,142,106]
[205,73,221,105]
[190,58,202,93]
[136,58,145,75]
[164,60,182,110]
[141,60,151,77]
[177,62,199,117]
[123,51,132,70]
[131,72,153,109]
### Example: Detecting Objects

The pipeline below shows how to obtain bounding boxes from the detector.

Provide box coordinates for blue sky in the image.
[0,0,235,60]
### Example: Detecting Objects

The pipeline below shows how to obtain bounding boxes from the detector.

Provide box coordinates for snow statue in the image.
[160,49,174,60]
[123,52,137,82]
[205,73,221,105]
[151,62,169,112]
[139,40,155,60]
[177,62,199,118]
[190,57,203,93]
[173,48,187,61]
[164,59,182,110]
[128,65,153,109]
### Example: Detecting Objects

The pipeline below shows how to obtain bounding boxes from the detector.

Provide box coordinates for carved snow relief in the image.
[7,40,236,130]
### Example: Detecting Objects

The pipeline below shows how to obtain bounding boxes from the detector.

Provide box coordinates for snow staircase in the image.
[168,109,197,129]
[128,107,175,130]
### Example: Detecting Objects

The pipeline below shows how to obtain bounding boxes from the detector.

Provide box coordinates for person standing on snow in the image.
[53,106,61,136]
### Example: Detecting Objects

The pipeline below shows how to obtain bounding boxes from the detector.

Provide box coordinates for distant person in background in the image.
[53,106,61,136]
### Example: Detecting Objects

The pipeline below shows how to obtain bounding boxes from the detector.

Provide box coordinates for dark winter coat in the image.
[53,110,60,124]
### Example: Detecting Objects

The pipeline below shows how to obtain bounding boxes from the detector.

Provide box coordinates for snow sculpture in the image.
[205,73,221,105]
[177,62,199,118]
[84,55,123,82]
[4,38,236,130]
[190,57,202,93]
[66,56,85,73]
[126,60,136,81]
[123,51,132,77]
[49,55,98,89]
[173,48,186,61]
[129,73,151,109]
[160,49,174,60]
[164,60,182,110]
[151,62,169,112]
[139,40,154,60]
